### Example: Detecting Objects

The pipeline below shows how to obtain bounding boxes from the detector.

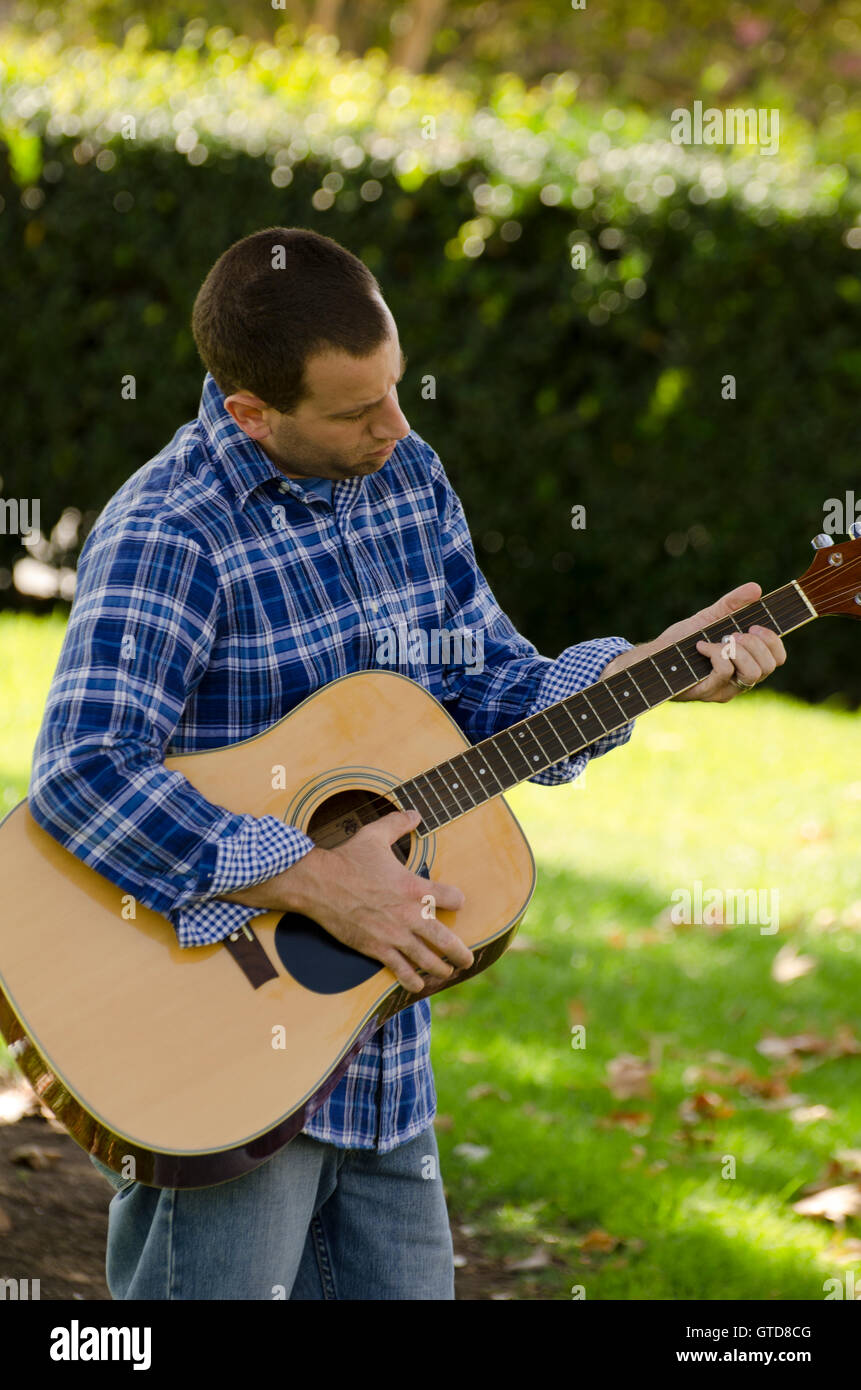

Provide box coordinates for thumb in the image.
[380,807,421,842]
[699,580,762,625]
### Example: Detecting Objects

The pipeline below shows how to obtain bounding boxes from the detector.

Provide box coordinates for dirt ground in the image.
[0,1078,536,1301]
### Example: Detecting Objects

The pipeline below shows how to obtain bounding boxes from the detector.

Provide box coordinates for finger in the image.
[423,877,466,913]
[414,917,474,970]
[696,641,742,674]
[748,626,787,665]
[697,638,771,680]
[385,949,428,993]
[693,643,754,699]
[378,808,421,845]
[397,934,456,981]
[730,634,778,681]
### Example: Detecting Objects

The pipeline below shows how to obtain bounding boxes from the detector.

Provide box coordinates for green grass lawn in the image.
[1,611,859,1300]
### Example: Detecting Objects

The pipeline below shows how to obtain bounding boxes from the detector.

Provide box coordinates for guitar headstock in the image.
[797,530,861,619]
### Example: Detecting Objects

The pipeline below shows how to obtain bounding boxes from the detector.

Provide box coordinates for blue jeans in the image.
[89,1126,454,1300]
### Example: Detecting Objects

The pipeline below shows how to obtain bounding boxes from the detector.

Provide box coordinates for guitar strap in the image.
[223,923,279,989]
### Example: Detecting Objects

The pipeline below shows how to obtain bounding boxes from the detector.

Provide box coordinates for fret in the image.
[548,699,589,752]
[702,612,743,645]
[459,744,506,796]
[409,770,449,827]
[651,647,694,697]
[445,748,490,805]
[421,763,471,820]
[602,668,651,718]
[671,641,701,683]
[587,683,629,728]
[391,583,818,835]
[492,725,544,779]
[394,780,436,833]
[742,600,776,630]
[557,692,606,746]
[598,677,634,723]
[483,733,524,785]
[534,709,574,759]
[487,739,524,788]
[676,635,713,683]
[430,759,476,817]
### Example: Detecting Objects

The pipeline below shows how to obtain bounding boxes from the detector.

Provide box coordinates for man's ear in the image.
[224,391,272,441]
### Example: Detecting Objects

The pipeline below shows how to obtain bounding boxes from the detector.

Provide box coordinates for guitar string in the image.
[305,576,850,843]
[308,574,860,842]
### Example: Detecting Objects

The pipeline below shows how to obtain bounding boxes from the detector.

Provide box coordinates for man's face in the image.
[223,298,411,481]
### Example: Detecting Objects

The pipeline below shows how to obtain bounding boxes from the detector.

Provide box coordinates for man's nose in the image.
[374,395,410,440]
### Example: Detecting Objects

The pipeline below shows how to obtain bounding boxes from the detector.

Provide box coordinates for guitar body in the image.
[0,671,535,1189]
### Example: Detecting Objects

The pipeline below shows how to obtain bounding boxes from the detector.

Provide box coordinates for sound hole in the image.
[274,789,419,994]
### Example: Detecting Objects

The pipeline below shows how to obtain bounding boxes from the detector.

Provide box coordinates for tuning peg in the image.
[849,521,861,541]
[811,533,834,549]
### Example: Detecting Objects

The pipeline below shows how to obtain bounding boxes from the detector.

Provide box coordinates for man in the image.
[28,227,785,1300]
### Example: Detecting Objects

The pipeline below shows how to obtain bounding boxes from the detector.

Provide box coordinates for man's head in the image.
[191,227,410,480]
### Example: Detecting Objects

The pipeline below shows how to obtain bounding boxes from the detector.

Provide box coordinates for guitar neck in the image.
[397,581,817,833]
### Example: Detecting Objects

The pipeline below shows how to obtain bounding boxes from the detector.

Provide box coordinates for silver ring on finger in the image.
[730,672,756,691]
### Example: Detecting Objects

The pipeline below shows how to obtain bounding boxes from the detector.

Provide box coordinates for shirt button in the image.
[278,481,290,494]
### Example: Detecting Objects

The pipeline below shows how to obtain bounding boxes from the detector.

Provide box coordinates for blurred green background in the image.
[0,0,860,1301]
[1,0,860,698]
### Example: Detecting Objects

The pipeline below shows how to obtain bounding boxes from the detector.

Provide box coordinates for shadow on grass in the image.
[433,860,858,1299]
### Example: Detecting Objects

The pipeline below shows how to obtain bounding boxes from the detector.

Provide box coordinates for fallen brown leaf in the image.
[826,1238,861,1265]
[771,943,817,984]
[757,1032,832,1059]
[792,1183,861,1224]
[597,1110,653,1133]
[679,1091,735,1125]
[790,1104,834,1125]
[466,1083,510,1103]
[578,1228,619,1253]
[505,1248,551,1272]
[606,1054,653,1100]
[567,999,587,1027]
[755,1092,809,1111]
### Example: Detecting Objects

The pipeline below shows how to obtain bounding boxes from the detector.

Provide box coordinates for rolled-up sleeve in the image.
[28,515,315,947]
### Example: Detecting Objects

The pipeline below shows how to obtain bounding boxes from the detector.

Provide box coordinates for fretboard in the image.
[395,582,816,834]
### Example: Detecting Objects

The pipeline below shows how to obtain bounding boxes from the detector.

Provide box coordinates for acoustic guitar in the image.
[0,532,859,1188]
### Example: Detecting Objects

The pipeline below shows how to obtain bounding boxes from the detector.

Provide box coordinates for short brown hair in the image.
[191,227,390,413]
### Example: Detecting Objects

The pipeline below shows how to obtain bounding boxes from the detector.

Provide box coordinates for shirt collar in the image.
[196,371,303,510]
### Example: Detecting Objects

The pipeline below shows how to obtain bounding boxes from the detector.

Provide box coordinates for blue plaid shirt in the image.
[28,372,635,1152]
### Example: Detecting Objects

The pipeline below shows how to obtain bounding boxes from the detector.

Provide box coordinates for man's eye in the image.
[342,410,366,422]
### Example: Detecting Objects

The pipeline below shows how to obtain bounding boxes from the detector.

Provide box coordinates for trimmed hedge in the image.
[2,36,861,703]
